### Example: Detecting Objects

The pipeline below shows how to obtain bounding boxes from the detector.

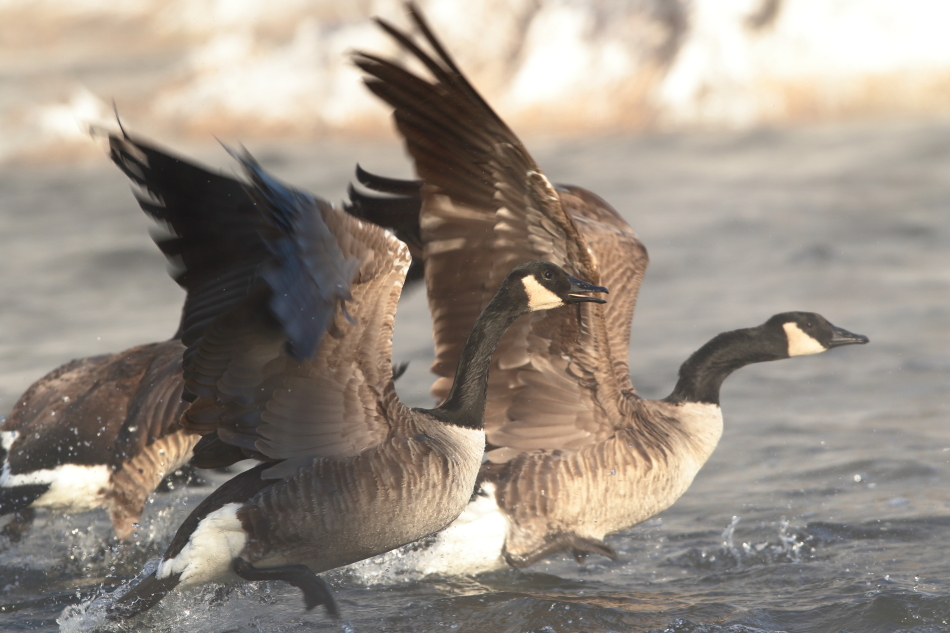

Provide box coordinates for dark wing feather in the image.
[344,166,425,284]
[355,6,636,454]
[235,148,360,361]
[116,134,412,475]
[109,134,265,350]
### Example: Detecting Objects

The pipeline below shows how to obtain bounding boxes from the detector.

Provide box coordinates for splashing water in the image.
[667,516,819,572]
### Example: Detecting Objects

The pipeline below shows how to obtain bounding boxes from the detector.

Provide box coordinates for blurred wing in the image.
[355,6,636,454]
[114,134,410,474]
[110,134,265,347]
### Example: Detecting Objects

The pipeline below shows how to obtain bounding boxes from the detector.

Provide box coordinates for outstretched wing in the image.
[354,5,646,456]
[110,134,264,348]
[113,134,412,477]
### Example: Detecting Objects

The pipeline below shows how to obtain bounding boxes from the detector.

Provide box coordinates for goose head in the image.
[767,311,869,357]
[430,261,607,426]
[666,311,868,405]
[505,261,608,313]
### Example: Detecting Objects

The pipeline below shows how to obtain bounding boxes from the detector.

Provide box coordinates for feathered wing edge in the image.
[353,5,626,453]
[112,130,415,474]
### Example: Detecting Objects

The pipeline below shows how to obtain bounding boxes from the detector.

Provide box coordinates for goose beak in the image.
[566,276,608,304]
[827,324,869,348]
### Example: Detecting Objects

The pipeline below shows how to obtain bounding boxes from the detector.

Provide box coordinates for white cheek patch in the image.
[783,322,827,357]
[521,276,564,311]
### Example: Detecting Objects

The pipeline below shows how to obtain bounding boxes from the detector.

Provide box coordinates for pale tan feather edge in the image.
[108,430,199,539]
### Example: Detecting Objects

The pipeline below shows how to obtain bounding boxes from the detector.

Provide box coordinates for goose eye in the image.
[806,322,814,328]
[543,269,553,280]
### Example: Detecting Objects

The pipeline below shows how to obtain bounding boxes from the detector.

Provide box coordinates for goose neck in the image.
[431,292,524,429]
[665,325,785,405]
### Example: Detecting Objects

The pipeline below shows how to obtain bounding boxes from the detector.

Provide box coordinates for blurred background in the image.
[3,0,950,164]
[4,2,950,631]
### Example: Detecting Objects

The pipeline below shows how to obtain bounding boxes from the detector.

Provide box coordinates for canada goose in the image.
[104,132,606,619]
[0,299,195,541]
[350,4,869,571]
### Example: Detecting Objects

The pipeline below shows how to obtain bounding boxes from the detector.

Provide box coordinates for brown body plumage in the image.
[106,132,606,618]
[351,3,867,570]
[0,313,195,541]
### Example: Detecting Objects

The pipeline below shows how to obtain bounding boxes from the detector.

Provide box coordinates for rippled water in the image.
[1,119,949,632]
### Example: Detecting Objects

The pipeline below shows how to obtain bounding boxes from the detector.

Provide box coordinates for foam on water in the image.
[57,558,160,633]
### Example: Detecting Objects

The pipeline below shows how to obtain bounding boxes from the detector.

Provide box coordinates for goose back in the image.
[0,339,193,538]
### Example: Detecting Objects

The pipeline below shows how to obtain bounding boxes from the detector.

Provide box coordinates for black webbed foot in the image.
[232,557,339,617]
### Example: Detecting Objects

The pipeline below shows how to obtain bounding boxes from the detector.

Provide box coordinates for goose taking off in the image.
[104,132,607,619]
[350,3,869,572]
[1,272,196,540]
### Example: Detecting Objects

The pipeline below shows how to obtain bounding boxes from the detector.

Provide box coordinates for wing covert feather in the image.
[181,179,412,471]
[356,7,648,455]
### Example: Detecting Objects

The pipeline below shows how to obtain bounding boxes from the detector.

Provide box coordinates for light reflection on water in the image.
[0,119,948,631]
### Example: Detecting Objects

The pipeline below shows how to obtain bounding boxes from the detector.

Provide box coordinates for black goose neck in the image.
[427,287,525,429]
[664,325,786,405]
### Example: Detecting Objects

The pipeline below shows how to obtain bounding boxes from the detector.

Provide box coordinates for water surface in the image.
[1,120,948,632]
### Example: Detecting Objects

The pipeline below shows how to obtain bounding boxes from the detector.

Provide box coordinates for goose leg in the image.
[570,536,617,564]
[232,557,339,617]
[504,533,617,568]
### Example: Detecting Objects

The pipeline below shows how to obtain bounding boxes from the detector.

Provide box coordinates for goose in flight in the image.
[1,219,197,542]
[350,3,869,571]
[104,131,607,618]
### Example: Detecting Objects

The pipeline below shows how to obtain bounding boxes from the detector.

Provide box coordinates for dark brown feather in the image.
[114,134,416,477]
[0,340,198,538]
[2,341,189,473]
[353,7,643,452]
